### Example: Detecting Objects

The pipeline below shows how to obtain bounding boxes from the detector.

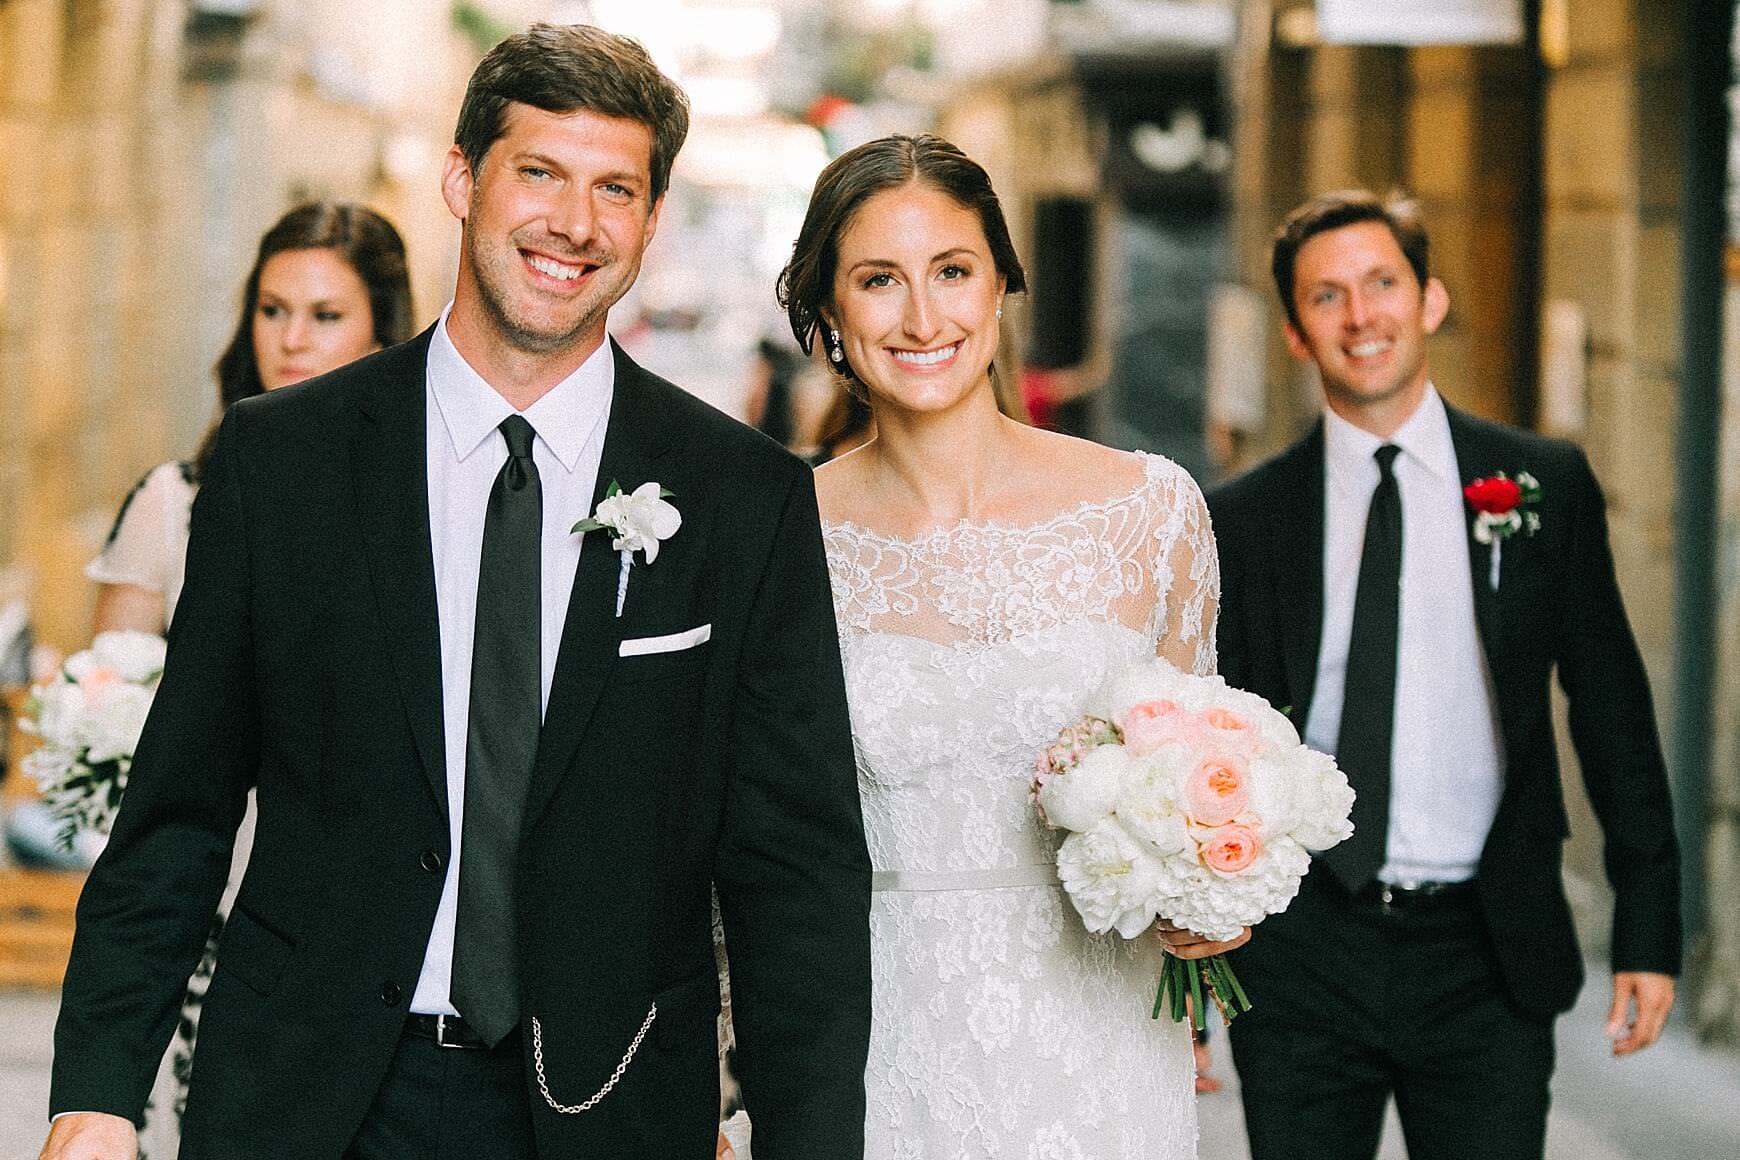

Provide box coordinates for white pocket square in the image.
[619,623,711,657]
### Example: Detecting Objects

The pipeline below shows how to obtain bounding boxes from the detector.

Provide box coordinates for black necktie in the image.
[452,414,542,1045]
[1324,443,1402,894]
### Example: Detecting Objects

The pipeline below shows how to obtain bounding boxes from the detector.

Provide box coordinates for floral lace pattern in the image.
[823,452,1218,1159]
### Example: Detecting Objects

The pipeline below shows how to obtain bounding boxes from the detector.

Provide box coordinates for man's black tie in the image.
[452,414,542,1046]
[1324,443,1402,894]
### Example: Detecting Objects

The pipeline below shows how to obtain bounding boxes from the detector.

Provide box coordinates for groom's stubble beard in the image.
[464,201,644,358]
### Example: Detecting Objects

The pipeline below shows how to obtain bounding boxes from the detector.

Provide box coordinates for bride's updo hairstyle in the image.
[777,134,1027,391]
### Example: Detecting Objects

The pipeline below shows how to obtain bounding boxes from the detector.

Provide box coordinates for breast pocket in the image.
[616,625,712,685]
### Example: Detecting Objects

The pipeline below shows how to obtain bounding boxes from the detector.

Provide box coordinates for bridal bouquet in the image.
[20,630,166,849]
[1033,658,1355,1028]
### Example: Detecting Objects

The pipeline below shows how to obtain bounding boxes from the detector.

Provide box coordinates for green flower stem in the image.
[1151,952,1253,1028]
[1187,950,1206,1031]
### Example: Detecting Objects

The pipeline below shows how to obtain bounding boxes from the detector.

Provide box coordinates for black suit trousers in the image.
[343,1031,536,1160]
[1227,871,1554,1160]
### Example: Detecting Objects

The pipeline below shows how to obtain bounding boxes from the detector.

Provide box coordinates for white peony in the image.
[1288,747,1357,851]
[1247,697,1303,752]
[1127,740,1196,799]
[82,683,155,766]
[1115,799,1194,861]
[1159,837,1315,942]
[1037,744,1128,832]
[1055,821,1163,939]
[26,682,87,750]
[1243,751,1300,835]
[82,630,167,684]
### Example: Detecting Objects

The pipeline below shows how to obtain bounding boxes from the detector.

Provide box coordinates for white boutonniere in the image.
[1463,471,1541,590]
[571,481,681,616]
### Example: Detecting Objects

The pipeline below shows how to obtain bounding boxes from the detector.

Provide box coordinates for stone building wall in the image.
[0,0,473,655]
[1229,0,1712,993]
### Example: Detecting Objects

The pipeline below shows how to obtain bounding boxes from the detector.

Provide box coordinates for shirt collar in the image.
[427,304,614,472]
[1322,384,1457,484]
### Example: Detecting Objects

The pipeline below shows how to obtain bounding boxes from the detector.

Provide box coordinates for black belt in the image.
[403,1012,492,1050]
[1359,879,1478,910]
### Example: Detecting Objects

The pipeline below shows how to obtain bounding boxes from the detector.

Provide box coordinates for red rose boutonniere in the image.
[1463,471,1541,590]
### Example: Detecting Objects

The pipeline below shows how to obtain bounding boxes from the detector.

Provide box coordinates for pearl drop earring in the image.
[829,330,844,363]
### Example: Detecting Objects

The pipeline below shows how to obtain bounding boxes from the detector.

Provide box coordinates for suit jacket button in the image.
[420,849,444,873]
[380,981,403,1006]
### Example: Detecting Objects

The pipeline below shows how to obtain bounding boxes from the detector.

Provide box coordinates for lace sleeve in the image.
[1147,463,1219,677]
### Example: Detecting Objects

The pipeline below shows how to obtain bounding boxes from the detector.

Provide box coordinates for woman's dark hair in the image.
[193,202,413,480]
[455,22,690,200]
[777,134,1027,390]
[1271,188,1430,329]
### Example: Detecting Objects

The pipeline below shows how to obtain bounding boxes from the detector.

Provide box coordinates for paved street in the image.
[4,968,1739,1158]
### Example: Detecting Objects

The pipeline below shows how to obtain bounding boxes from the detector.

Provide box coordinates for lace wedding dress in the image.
[821,451,1219,1160]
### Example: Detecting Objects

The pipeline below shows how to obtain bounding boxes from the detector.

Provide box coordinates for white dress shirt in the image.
[410,307,614,1014]
[1303,387,1505,885]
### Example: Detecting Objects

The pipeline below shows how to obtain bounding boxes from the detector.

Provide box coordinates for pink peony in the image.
[1185,758,1250,827]
[78,666,121,699]
[1200,825,1261,874]
[1121,700,1184,756]
[1197,707,1259,755]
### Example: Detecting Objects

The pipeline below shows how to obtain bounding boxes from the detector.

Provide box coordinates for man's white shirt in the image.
[1304,386,1505,886]
[411,307,613,1015]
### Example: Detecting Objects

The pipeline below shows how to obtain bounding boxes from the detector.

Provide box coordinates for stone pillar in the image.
[1705,271,1740,1046]
[1535,0,1690,956]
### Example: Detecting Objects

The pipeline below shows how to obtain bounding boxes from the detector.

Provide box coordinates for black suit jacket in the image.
[51,331,873,1158]
[1207,403,1680,1018]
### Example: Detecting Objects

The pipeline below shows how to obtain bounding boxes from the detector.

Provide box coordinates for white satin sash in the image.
[870,864,1060,893]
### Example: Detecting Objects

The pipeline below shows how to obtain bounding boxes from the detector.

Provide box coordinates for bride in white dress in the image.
[760,134,1247,1159]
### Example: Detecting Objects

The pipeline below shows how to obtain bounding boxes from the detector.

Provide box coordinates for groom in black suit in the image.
[1209,190,1679,1160]
[43,23,870,1160]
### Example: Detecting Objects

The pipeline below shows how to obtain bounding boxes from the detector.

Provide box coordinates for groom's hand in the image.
[1606,970,1675,1056]
[38,1112,138,1160]
[1156,920,1251,960]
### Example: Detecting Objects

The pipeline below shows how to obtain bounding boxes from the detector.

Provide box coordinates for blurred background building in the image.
[1,0,1738,1058]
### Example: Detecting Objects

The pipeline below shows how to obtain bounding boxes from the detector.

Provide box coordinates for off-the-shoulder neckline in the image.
[822,450,1174,549]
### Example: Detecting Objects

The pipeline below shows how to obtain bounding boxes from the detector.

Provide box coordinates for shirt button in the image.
[380,981,403,1006]
[420,849,444,873]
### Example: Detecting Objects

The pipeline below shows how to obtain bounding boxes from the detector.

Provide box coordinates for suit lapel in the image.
[1274,423,1327,722]
[524,342,676,829]
[350,329,448,815]
[1446,407,1505,672]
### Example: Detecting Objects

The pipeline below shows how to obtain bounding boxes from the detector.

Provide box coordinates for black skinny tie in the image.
[1324,443,1402,894]
[452,414,542,1045]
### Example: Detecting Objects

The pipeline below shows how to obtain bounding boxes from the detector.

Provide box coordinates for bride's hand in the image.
[1156,920,1250,959]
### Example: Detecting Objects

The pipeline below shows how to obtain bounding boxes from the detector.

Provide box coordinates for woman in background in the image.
[90,202,413,635]
[84,201,413,1158]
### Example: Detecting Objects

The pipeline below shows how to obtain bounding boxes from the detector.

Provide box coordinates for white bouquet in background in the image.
[1033,658,1355,1026]
[20,630,166,848]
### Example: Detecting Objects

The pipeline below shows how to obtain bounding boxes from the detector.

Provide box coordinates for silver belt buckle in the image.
[435,1014,466,1049]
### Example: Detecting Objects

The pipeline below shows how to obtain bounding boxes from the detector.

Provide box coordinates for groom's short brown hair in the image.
[1271,189,1430,328]
[454,23,691,200]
